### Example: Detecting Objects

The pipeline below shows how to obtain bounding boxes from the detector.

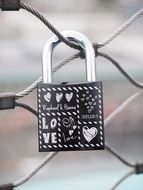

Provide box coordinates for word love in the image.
[42,117,57,144]
[43,132,57,144]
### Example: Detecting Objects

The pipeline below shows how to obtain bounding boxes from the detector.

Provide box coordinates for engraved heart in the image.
[69,129,74,136]
[83,126,98,142]
[65,92,73,102]
[73,125,77,130]
[56,93,63,103]
[44,92,51,102]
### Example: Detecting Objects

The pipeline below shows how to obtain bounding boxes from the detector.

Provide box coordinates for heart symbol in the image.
[65,92,73,102]
[44,92,51,102]
[63,118,77,136]
[83,126,98,142]
[56,93,63,103]
[73,125,77,130]
[69,129,74,136]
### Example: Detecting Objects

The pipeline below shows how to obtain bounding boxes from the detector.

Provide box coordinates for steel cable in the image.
[20,2,81,51]
[110,169,135,190]
[15,102,38,117]
[13,152,57,187]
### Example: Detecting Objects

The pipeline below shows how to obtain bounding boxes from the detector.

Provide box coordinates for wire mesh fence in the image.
[0,2,143,190]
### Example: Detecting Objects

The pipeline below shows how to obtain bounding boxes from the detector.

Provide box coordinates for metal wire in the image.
[20,2,81,51]
[15,102,38,117]
[13,152,57,187]
[110,169,135,190]
[106,144,135,168]
[104,91,143,127]
[98,8,143,47]
[104,91,143,168]
[97,51,143,89]
[16,53,79,99]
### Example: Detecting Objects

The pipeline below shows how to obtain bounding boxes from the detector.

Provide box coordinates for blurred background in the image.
[0,0,143,189]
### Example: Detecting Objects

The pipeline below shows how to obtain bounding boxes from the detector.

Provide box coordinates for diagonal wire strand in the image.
[110,169,135,190]
[98,8,143,47]
[13,152,58,187]
[16,53,79,99]
[97,51,143,89]
[20,2,81,51]
[106,144,135,168]
[15,102,38,117]
[104,91,143,127]
[104,92,143,168]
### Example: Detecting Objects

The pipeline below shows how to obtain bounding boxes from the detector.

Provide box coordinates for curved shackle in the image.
[42,31,96,83]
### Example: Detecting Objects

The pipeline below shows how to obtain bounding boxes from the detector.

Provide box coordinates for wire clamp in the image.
[0,183,13,190]
[1,0,20,11]
[0,93,15,110]
[135,163,143,174]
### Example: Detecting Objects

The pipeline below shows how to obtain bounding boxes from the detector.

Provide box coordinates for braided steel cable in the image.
[20,2,81,51]
[16,53,79,99]
[97,51,143,89]
[13,152,57,187]
[110,169,135,190]
[98,8,143,47]
[106,144,135,168]
[104,91,143,127]
[15,102,38,117]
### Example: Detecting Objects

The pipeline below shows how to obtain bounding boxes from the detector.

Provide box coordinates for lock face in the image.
[38,82,104,151]
[37,31,104,152]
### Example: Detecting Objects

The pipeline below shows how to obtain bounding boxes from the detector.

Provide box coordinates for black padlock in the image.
[37,31,104,152]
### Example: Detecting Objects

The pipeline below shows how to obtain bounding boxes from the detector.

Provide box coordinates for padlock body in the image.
[37,81,104,152]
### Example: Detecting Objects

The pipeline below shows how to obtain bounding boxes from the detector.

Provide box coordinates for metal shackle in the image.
[42,31,96,83]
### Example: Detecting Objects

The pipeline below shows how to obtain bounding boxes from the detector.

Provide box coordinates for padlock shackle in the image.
[43,31,96,83]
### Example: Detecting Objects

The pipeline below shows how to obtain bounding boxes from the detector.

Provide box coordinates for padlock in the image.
[37,31,104,152]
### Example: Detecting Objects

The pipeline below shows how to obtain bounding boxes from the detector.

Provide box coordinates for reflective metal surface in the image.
[42,31,96,83]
